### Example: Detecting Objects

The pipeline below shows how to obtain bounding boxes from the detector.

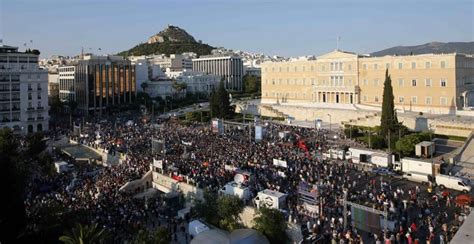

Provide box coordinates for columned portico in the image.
[314,85,360,105]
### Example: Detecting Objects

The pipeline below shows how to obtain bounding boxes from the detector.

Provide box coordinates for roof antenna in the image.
[336,36,341,51]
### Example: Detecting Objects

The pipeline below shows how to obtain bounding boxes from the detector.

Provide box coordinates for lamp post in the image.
[327,114,332,133]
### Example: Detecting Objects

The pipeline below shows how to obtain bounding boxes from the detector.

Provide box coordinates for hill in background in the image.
[370,41,474,56]
[118,25,214,57]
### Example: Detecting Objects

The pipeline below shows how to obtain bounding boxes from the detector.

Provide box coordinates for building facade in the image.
[192,55,244,91]
[48,72,59,98]
[166,69,219,95]
[59,55,136,115]
[0,44,49,134]
[261,50,474,114]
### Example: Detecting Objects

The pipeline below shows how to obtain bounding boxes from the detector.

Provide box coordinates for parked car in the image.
[372,167,396,177]
[402,172,432,185]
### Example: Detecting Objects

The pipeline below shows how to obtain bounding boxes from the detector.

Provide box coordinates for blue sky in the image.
[0,0,473,57]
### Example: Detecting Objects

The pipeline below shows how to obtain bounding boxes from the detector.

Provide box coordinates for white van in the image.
[402,172,431,184]
[435,175,471,193]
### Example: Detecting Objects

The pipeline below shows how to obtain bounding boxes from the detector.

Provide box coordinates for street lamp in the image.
[327,114,332,133]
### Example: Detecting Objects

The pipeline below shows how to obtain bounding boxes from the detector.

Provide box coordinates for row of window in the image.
[27,101,43,108]
[28,93,42,100]
[0,84,20,90]
[0,75,20,81]
[265,78,448,87]
[363,61,447,70]
[59,67,75,72]
[361,78,448,87]
[265,60,449,73]
[27,83,42,90]
[263,92,309,99]
[362,95,449,105]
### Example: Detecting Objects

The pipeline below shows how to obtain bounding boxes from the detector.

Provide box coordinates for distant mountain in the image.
[370,42,474,56]
[118,25,214,57]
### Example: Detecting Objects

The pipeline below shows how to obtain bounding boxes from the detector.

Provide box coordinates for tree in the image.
[243,74,261,94]
[59,223,109,244]
[0,128,27,243]
[395,132,431,157]
[25,132,46,157]
[172,81,187,99]
[141,82,149,92]
[50,96,64,116]
[217,195,244,231]
[132,227,170,244]
[380,69,399,149]
[395,135,418,157]
[194,190,219,226]
[210,80,234,119]
[194,191,244,231]
[253,207,288,244]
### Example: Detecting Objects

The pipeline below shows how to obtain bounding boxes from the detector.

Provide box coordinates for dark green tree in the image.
[243,74,261,94]
[0,128,27,243]
[141,82,149,92]
[132,227,170,244]
[194,190,219,226]
[25,132,46,157]
[380,69,399,149]
[253,207,288,244]
[217,195,244,231]
[59,223,109,244]
[210,80,234,119]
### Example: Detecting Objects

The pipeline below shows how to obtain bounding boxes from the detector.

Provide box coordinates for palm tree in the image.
[141,82,149,92]
[59,223,108,244]
[172,81,187,99]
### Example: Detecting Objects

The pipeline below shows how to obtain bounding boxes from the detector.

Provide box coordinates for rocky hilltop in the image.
[147,25,196,44]
[118,25,214,57]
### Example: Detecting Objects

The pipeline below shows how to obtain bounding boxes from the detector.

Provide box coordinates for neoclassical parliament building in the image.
[261,50,474,114]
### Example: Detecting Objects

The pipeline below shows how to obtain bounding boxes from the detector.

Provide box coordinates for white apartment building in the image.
[144,69,219,100]
[58,66,76,102]
[192,55,244,91]
[165,69,219,95]
[0,44,49,134]
[132,58,164,92]
[149,54,193,71]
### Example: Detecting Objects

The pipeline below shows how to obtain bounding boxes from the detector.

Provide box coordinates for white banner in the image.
[224,164,237,172]
[181,140,192,146]
[153,158,163,169]
[255,125,263,142]
[315,119,322,129]
[273,158,288,168]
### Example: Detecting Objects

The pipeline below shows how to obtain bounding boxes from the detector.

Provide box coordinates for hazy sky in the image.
[1,0,473,57]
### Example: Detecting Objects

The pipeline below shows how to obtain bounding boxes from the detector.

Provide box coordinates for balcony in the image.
[0,98,10,102]
[37,87,42,91]
[26,107,35,111]
[37,116,44,120]
[28,88,32,91]
[11,88,20,91]
[37,106,44,110]
[12,107,19,111]
[1,118,10,122]
[27,117,35,121]
[11,118,20,122]
[11,97,20,101]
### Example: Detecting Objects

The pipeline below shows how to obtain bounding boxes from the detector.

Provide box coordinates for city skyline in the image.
[1,0,472,58]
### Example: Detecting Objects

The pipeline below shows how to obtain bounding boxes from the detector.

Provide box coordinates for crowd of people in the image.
[24,113,471,243]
